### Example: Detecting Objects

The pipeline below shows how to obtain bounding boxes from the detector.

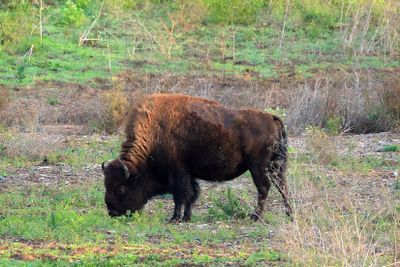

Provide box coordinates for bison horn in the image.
[101,161,108,171]
[118,159,130,180]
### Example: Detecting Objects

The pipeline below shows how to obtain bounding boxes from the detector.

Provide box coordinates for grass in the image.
[1,132,399,265]
[0,3,399,88]
[0,182,279,265]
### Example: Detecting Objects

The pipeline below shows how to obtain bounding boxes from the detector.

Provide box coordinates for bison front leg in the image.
[169,194,183,223]
[182,180,200,222]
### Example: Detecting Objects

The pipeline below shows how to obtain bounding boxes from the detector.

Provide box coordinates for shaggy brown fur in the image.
[102,94,292,222]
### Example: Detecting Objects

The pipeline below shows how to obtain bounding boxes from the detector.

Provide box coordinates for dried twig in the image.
[79,1,104,46]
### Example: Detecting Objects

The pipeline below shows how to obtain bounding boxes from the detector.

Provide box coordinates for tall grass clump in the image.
[101,78,129,133]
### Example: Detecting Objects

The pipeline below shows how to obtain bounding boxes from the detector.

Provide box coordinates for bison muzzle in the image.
[102,94,293,222]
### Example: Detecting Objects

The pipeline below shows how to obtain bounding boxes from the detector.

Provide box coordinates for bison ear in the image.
[101,161,107,171]
[118,159,130,180]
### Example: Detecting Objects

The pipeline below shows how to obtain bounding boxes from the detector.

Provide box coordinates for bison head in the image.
[102,159,147,217]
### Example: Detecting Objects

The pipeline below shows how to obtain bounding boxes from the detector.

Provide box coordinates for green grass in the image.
[0,2,399,88]
[0,182,278,265]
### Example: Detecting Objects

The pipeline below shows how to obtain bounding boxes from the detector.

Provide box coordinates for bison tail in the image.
[273,115,287,172]
[269,116,293,219]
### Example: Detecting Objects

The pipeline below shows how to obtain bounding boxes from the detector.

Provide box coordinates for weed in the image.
[381,144,399,152]
[47,97,59,106]
[208,188,250,220]
[286,74,398,134]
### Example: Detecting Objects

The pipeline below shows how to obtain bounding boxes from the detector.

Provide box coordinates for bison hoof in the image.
[168,216,181,224]
[182,215,191,222]
[250,213,261,221]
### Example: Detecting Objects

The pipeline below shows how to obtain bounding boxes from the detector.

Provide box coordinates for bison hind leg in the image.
[249,166,272,221]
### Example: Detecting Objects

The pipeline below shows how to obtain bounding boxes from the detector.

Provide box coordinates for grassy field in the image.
[0,0,399,265]
[0,0,399,89]
[0,130,399,265]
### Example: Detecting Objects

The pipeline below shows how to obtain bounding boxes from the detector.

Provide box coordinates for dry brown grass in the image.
[0,87,9,113]
[0,130,64,160]
[275,150,400,266]
[0,98,41,132]
[278,195,398,266]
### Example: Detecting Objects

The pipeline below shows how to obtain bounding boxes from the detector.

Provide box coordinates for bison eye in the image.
[118,186,126,195]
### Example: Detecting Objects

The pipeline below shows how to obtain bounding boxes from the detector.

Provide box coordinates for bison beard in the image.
[102,94,293,222]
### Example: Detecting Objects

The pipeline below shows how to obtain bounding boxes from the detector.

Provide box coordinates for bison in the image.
[102,94,292,222]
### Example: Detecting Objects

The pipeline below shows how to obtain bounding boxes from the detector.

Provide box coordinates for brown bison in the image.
[102,94,292,222]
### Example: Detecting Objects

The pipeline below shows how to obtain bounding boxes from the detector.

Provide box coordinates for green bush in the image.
[59,0,88,26]
[204,0,265,25]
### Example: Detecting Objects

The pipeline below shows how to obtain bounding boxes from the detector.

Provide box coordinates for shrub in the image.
[305,126,337,165]
[204,0,265,25]
[325,116,343,135]
[286,73,397,135]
